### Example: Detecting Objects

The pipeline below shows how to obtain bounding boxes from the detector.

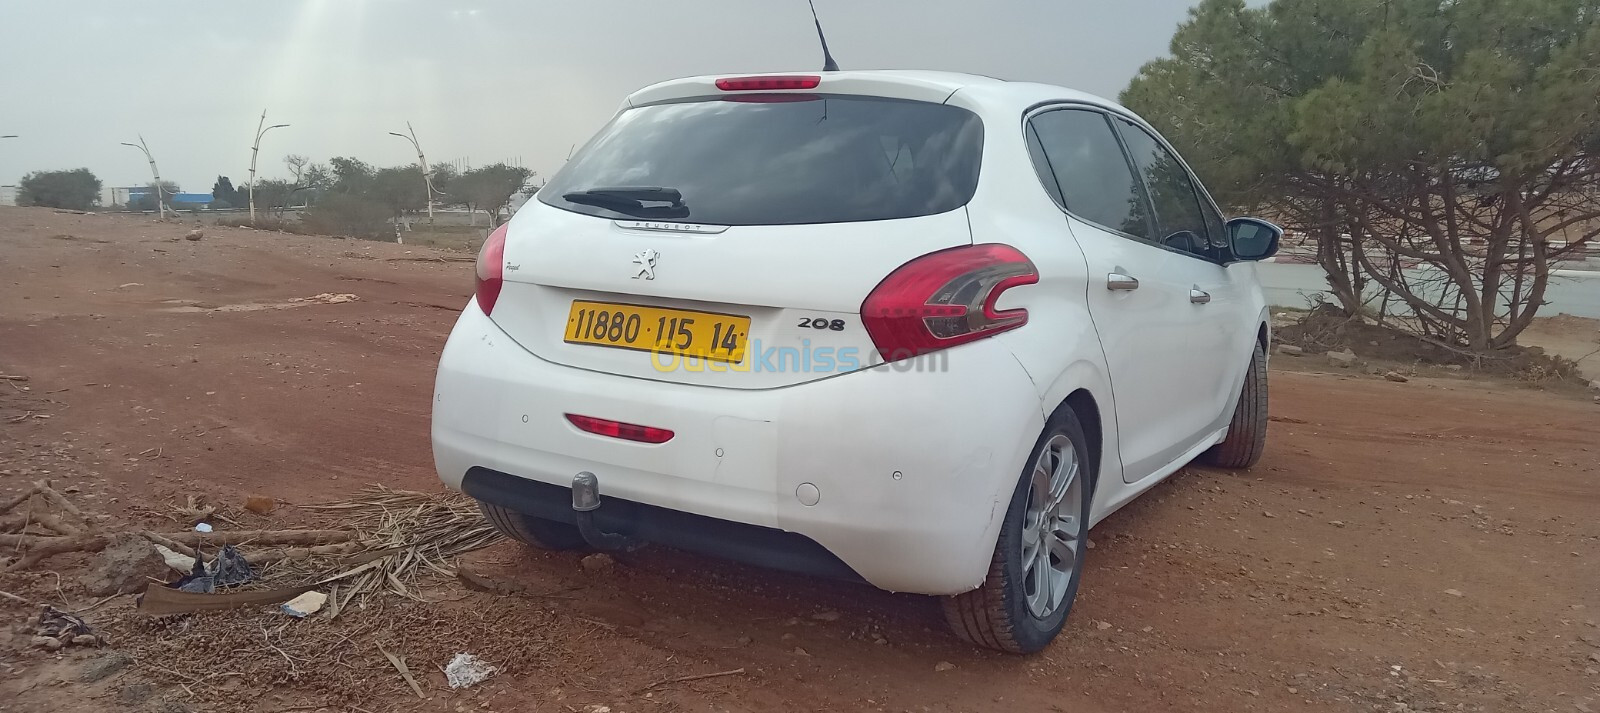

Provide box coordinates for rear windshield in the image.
[539,95,983,226]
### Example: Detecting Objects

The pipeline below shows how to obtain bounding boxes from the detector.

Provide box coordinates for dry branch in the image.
[246,541,364,566]
[5,534,108,572]
[642,668,747,691]
[33,481,87,521]
[0,486,41,515]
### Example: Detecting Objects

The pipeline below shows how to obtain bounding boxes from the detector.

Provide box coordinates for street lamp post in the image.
[248,109,289,225]
[388,122,436,227]
[120,135,169,219]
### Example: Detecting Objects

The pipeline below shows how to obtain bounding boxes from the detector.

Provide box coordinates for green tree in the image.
[428,163,458,203]
[370,165,427,221]
[212,176,242,207]
[327,156,376,195]
[455,163,534,226]
[1123,0,1600,351]
[17,169,102,210]
[300,193,393,240]
[252,178,299,216]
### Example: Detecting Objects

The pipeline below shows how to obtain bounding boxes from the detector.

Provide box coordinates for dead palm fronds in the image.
[300,486,500,608]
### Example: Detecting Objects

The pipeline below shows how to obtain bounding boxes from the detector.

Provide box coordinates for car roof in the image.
[624,70,1130,116]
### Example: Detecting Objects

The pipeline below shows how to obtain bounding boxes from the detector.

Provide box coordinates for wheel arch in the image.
[1032,357,1121,492]
[1054,389,1102,495]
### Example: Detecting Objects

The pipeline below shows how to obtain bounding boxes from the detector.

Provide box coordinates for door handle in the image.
[1190,288,1212,304]
[1106,273,1139,291]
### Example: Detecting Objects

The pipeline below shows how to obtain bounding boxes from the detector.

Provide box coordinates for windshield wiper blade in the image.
[562,186,688,218]
[571,186,683,203]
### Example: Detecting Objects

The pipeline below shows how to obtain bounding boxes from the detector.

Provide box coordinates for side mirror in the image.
[1226,217,1282,261]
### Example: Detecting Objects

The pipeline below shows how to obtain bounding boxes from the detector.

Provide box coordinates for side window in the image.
[1200,196,1226,250]
[1024,125,1065,207]
[1027,109,1153,241]
[1112,118,1215,259]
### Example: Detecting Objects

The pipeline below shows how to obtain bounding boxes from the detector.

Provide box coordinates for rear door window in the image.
[1026,109,1153,241]
[540,95,983,226]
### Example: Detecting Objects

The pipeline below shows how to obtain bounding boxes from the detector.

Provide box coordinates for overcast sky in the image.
[0,1,1219,193]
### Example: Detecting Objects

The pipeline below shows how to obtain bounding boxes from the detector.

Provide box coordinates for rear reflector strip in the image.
[565,414,675,444]
[715,75,821,91]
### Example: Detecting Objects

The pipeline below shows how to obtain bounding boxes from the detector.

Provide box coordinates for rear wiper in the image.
[561,186,688,218]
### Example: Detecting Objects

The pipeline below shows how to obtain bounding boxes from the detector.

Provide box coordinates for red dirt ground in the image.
[0,206,1595,713]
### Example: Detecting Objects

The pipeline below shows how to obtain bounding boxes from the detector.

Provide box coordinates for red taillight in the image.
[475,224,507,315]
[565,414,675,444]
[715,75,821,91]
[861,244,1038,363]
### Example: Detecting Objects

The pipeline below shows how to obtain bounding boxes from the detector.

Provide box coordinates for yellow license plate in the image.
[564,300,751,363]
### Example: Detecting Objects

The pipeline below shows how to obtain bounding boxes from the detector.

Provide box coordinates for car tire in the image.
[941,408,1093,654]
[476,500,588,551]
[1201,342,1268,469]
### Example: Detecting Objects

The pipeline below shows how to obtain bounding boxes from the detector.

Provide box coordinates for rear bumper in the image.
[462,467,865,582]
[431,301,1045,595]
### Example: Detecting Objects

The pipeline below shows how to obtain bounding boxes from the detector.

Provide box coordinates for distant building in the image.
[0,186,17,206]
[125,186,212,206]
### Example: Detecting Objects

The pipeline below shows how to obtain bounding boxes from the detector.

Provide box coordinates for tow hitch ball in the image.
[571,471,640,552]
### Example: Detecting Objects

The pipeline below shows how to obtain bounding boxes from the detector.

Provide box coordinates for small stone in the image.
[580,553,615,572]
[1327,349,1358,367]
[1276,344,1304,357]
[31,636,62,650]
[80,652,131,682]
[736,636,752,646]
[811,610,841,622]
[79,533,171,596]
[934,661,956,672]
[184,229,203,241]
[71,634,102,647]
[1262,511,1277,518]
[1444,364,1463,371]
[1095,620,1112,631]
[1383,371,1409,383]
[1085,538,1096,549]
[1328,520,1346,528]
[1444,588,1464,597]
[243,495,276,514]
[793,646,810,656]
[1287,687,1298,694]
[1590,652,1600,664]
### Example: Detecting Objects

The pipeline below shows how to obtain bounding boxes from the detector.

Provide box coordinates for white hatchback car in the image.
[433,70,1280,653]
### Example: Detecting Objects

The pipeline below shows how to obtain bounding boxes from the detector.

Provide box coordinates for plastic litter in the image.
[210,545,254,587]
[280,591,327,618]
[194,523,214,533]
[172,544,255,593]
[153,544,196,574]
[444,653,497,689]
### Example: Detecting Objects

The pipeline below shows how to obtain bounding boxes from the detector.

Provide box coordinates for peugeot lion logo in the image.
[632,249,659,280]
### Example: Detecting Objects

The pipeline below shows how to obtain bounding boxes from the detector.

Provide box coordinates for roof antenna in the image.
[807,0,840,72]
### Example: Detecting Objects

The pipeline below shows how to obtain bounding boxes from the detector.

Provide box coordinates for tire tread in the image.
[1202,343,1268,468]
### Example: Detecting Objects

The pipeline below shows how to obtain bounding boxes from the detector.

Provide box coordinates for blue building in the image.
[125,187,212,206]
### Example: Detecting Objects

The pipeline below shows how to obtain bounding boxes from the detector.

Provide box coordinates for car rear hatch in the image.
[485,81,985,389]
